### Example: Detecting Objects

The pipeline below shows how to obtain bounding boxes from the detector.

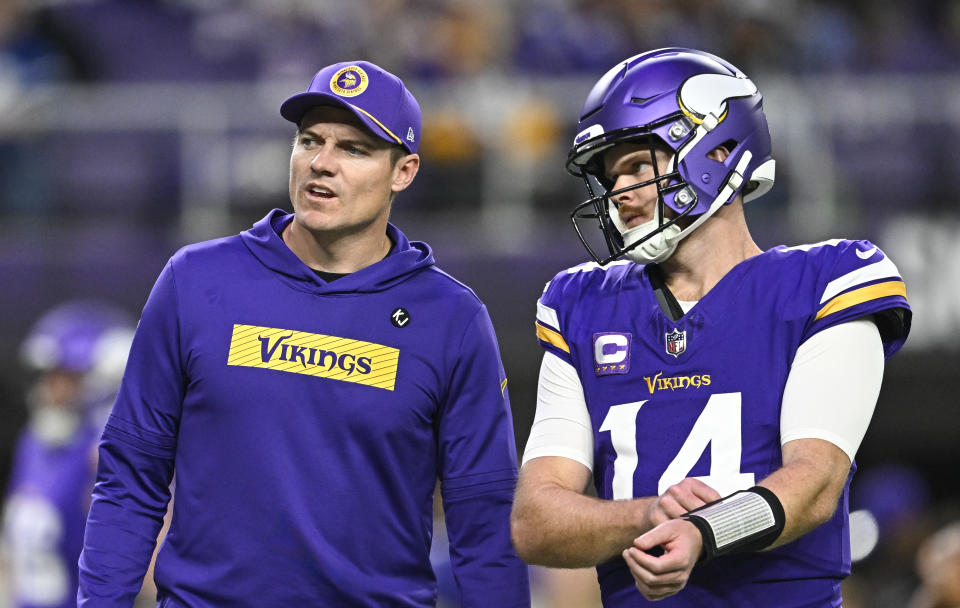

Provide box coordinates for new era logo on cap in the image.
[280,60,422,154]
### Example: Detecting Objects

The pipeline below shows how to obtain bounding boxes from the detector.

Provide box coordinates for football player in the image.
[910,520,960,608]
[511,48,911,606]
[3,301,134,608]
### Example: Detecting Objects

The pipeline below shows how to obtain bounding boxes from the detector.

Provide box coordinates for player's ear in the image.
[391,154,420,193]
[707,145,731,162]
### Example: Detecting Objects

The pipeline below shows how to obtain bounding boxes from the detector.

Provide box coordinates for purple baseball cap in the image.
[280,60,422,154]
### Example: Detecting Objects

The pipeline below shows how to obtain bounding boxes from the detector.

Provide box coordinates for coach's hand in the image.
[622,519,702,601]
[646,478,721,527]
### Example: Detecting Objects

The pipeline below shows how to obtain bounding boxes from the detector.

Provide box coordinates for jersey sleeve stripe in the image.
[815,280,907,321]
[782,238,845,252]
[536,301,561,329]
[535,321,570,353]
[819,255,902,304]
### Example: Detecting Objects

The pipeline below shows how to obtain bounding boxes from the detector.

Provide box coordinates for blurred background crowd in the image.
[1,0,959,606]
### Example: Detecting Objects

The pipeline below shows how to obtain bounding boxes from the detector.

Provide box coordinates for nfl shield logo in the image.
[665,329,686,357]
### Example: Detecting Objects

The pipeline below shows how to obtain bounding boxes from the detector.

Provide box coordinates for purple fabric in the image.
[5,425,100,608]
[281,60,422,153]
[78,210,528,607]
[536,238,910,605]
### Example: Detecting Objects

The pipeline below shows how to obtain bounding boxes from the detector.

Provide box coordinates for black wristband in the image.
[681,486,786,563]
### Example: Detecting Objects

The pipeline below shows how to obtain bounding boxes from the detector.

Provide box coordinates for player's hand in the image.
[646,478,721,526]
[622,519,703,601]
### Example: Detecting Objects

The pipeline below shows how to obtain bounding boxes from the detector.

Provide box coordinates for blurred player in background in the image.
[2,301,134,608]
[77,60,529,607]
[511,48,912,606]
[909,520,960,608]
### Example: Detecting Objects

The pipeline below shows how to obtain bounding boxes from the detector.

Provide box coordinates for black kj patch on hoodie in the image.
[391,308,411,328]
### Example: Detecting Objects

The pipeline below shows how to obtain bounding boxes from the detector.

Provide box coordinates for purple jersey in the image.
[4,424,99,608]
[535,240,910,607]
[79,210,529,607]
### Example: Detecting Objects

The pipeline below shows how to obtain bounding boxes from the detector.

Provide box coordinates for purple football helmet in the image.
[567,48,776,265]
[20,300,135,405]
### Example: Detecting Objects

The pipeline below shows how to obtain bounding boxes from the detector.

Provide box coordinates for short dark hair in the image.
[390,145,407,167]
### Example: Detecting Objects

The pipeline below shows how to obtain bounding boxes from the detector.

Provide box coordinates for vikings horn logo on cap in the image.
[330,66,369,97]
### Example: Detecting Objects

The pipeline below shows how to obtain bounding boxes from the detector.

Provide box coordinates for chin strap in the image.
[620,150,753,265]
[648,264,685,321]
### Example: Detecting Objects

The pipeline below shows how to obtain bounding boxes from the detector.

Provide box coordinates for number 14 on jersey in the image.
[600,392,755,500]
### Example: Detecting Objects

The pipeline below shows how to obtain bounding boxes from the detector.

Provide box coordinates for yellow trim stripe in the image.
[815,281,907,321]
[348,103,403,145]
[500,378,508,397]
[677,97,728,125]
[535,322,570,353]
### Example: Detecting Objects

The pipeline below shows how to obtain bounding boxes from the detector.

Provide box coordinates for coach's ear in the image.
[392,154,420,193]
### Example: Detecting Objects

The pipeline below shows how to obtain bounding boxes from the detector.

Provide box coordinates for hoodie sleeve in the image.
[78,260,183,607]
[437,305,530,607]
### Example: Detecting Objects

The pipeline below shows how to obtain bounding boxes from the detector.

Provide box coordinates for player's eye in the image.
[632,161,652,175]
[345,145,368,157]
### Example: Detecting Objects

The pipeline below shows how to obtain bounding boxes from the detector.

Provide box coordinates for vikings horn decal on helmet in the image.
[567,48,776,265]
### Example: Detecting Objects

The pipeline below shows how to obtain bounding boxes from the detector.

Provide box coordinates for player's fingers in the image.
[670,478,721,505]
[625,548,691,580]
[652,494,684,520]
[657,491,703,519]
[633,524,678,553]
[622,549,689,599]
[661,480,719,514]
[622,548,660,585]
[627,543,688,576]
[684,478,722,503]
[666,497,705,517]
